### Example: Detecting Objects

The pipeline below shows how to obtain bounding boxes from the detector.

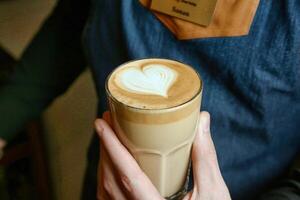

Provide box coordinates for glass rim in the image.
[105,58,203,111]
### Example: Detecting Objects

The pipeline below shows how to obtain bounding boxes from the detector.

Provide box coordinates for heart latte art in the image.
[116,64,177,97]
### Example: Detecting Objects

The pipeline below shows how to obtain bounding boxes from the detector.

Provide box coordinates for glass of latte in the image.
[105,58,202,199]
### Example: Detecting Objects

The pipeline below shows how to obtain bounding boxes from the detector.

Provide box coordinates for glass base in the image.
[165,161,191,200]
[165,189,188,200]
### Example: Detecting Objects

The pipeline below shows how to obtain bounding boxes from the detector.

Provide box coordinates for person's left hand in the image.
[95,111,163,200]
[95,111,231,200]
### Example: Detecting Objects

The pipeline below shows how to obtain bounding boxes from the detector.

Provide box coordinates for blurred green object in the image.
[0,47,12,199]
[0,47,15,83]
[0,49,35,199]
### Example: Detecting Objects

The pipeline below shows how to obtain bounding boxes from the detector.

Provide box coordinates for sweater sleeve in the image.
[0,0,90,141]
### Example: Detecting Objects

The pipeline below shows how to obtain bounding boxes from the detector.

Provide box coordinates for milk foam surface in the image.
[107,59,201,109]
[118,64,177,97]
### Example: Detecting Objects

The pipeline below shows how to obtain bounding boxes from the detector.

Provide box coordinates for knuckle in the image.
[206,148,217,163]
[97,179,110,200]
[102,173,114,196]
[120,174,133,192]
[120,172,141,193]
[200,143,218,163]
[103,180,112,194]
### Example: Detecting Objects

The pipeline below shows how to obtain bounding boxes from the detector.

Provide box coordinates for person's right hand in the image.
[183,112,231,200]
[95,111,231,200]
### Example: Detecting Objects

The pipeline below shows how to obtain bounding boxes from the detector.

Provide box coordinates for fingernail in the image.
[95,121,104,137]
[202,115,210,134]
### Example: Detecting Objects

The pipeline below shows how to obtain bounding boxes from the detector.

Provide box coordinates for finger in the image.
[97,150,109,200]
[95,118,142,180]
[95,119,162,200]
[193,111,218,166]
[97,118,126,200]
[101,147,127,200]
[102,111,112,127]
[97,144,110,200]
[192,112,224,189]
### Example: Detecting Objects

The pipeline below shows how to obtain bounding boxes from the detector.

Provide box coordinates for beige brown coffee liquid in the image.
[106,59,202,197]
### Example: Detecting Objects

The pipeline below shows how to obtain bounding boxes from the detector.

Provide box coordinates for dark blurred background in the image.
[0,0,97,199]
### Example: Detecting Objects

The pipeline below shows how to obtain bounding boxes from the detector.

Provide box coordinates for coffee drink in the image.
[105,58,202,198]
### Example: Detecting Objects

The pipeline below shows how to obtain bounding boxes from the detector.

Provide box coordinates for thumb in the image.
[191,112,224,191]
[192,111,218,167]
